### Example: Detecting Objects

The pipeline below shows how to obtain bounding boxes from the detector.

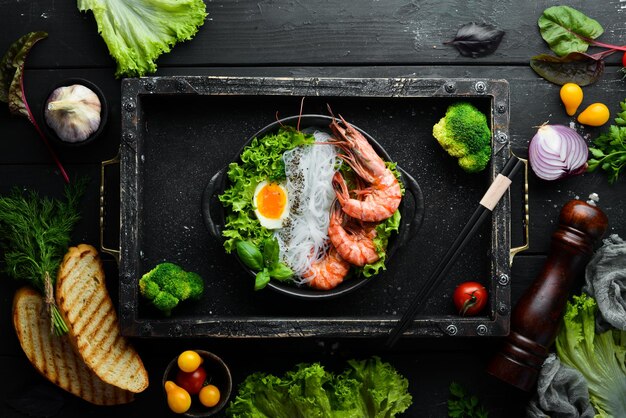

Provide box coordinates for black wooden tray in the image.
[113,76,514,338]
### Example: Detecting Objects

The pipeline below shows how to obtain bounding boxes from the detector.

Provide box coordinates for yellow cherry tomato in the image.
[559,83,583,116]
[164,381,192,414]
[577,103,610,127]
[178,350,203,373]
[199,384,221,408]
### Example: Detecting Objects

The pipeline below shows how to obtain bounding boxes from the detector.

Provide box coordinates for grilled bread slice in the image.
[56,244,149,393]
[13,287,134,405]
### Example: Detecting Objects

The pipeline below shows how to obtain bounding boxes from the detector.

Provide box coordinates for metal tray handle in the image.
[100,154,121,264]
[509,156,529,266]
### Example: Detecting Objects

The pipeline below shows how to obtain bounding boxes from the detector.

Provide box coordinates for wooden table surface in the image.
[1,1,625,417]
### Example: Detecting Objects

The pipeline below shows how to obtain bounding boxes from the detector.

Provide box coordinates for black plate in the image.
[202,114,424,299]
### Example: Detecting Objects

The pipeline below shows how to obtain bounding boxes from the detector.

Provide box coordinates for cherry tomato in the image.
[164,381,192,414]
[453,282,488,316]
[199,384,221,407]
[176,365,207,395]
[177,350,203,373]
[622,52,626,68]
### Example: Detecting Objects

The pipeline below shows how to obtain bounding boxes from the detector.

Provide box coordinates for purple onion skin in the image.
[528,124,588,181]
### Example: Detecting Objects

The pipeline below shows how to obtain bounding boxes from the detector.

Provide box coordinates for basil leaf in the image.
[262,237,279,267]
[0,32,47,118]
[254,269,270,290]
[530,52,604,86]
[269,263,293,281]
[235,240,263,271]
[444,23,504,58]
[538,6,603,56]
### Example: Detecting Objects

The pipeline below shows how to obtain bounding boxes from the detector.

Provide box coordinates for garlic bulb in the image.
[45,84,101,143]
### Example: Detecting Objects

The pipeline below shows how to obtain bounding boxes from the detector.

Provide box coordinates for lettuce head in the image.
[556,294,626,417]
[77,0,207,77]
[226,357,412,418]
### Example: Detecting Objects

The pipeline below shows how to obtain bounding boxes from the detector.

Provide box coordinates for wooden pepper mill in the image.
[487,198,608,391]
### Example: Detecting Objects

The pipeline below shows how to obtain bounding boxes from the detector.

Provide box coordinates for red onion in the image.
[528,124,588,181]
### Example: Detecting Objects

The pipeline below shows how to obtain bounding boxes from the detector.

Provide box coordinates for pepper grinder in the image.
[487,197,608,392]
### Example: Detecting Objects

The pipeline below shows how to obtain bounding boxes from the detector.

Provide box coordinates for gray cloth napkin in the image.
[583,234,626,333]
[526,354,595,418]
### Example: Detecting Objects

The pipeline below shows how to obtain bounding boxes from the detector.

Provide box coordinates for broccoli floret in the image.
[138,262,204,316]
[432,102,492,173]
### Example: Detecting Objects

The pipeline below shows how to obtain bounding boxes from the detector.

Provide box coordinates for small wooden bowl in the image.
[162,350,232,417]
[41,78,108,147]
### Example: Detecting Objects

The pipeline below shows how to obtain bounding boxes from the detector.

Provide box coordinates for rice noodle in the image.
[276,131,338,284]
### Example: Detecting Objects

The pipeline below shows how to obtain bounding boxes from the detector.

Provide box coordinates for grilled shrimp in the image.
[303,246,350,290]
[328,201,380,267]
[329,115,402,222]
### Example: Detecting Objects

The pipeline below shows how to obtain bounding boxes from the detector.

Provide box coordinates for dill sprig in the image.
[0,178,88,335]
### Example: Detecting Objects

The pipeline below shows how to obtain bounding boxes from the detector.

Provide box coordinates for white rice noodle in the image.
[276,131,338,284]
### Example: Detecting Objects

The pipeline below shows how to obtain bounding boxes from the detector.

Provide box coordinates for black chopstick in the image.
[385,155,523,348]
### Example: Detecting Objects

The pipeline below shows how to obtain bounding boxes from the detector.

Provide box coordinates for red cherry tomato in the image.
[175,365,207,395]
[453,282,488,316]
[622,52,626,68]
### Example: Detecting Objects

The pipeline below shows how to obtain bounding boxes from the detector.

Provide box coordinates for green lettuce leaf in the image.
[358,162,403,278]
[556,294,626,417]
[219,127,314,253]
[77,0,207,77]
[538,6,604,57]
[343,357,412,417]
[226,357,412,418]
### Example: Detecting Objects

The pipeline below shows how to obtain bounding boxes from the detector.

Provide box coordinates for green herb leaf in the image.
[254,269,271,290]
[235,240,264,271]
[538,6,603,56]
[269,263,293,281]
[449,382,465,398]
[587,99,626,184]
[0,178,87,335]
[447,382,489,418]
[530,52,605,86]
[262,237,279,268]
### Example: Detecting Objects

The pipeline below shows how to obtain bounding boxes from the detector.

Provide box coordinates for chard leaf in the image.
[530,52,604,86]
[538,6,604,56]
[444,23,505,58]
[0,32,47,119]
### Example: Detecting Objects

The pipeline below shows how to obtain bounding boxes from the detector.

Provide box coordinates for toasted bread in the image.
[56,244,149,393]
[13,287,134,405]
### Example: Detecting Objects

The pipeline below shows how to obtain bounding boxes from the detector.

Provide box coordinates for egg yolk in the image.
[256,183,287,219]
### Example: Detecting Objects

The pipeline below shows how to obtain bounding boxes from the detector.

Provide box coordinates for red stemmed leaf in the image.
[530,52,605,86]
[444,23,505,58]
[0,32,69,183]
[0,32,47,114]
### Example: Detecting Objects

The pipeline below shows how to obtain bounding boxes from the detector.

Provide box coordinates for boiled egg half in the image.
[253,180,289,229]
